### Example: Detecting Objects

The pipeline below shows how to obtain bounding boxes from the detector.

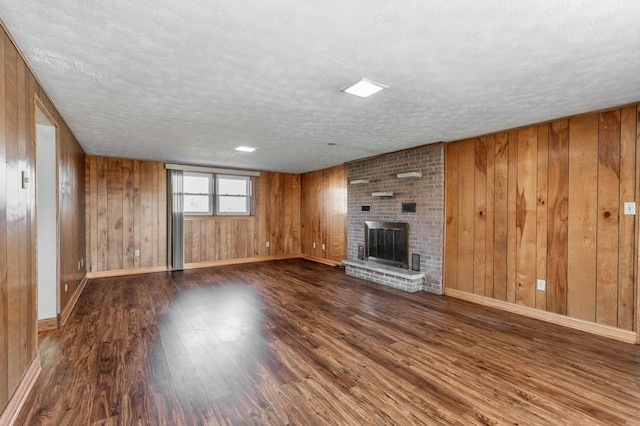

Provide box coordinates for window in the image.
[184,172,213,215]
[216,175,251,215]
[183,172,252,216]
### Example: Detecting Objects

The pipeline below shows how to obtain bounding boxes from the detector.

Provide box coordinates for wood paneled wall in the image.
[0,26,86,414]
[184,171,301,263]
[85,156,166,273]
[86,161,302,268]
[445,105,639,331]
[58,121,87,314]
[300,165,347,262]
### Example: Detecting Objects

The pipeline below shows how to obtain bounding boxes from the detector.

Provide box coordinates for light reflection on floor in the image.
[150,284,267,413]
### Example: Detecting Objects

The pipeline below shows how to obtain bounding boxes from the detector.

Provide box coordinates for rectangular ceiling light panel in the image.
[341,78,388,98]
[235,146,257,152]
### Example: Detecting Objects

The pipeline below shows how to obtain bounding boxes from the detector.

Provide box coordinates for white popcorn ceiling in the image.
[1,1,640,173]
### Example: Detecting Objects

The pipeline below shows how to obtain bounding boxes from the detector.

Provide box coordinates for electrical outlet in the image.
[266,241,270,248]
[322,243,326,250]
[135,249,140,257]
[312,242,316,249]
[537,279,546,291]
[64,283,68,292]
[624,202,636,215]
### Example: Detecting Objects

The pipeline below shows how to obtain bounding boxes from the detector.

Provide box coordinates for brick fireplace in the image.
[345,144,445,294]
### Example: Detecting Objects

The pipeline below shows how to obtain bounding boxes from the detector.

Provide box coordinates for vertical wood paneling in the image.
[86,157,166,272]
[618,107,636,330]
[636,107,640,336]
[89,166,304,267]
[473,137,487,296]
[107,158,123,270]
[139,161,154,268]
[237,219,247,258]
[444,143,459,289]
[567,113,599,322]
[191,218,200,261]
[219,220,227,259]
[122,159,134,269]
[157,163,166,267]
[151,164,159,266]
[184,220,192,263]
[536,125,549,311]
[507,131,518,304]
[334,167,347,260]
[596,111,621,326]
[445,106,638,332]
[89,156,98,271]
[493,132,509,301]
[547,120,569,314]
[0,29,8,407]
[96,157,108,271]
[26,73,37,362]
[516,127,537,308]
[57,117,85,320]
[0,24,86,414]
[457,139,475,293]
[5,35,20,394]
[17,55,28,374]
[485,135,495,298]
[133,161,141,269]
[300,165,347,262]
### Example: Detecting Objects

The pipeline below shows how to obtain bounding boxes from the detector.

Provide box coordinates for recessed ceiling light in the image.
[341,78,388,98]
[235,146,257,152]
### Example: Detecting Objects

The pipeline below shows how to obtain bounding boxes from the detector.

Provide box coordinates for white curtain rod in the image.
[165,163,260,177]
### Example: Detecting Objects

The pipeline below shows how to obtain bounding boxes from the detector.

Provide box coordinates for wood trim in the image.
[86,266,169,279]
[34,93,61,320]
[183,254,299,270]
[0,355,41,426]
[298,254,342,267]
[445,288,637,344]
[37,317,57,332]
[59,275,87,327]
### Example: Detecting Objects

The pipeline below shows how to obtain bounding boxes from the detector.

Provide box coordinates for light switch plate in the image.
[624,202,636,215]
[21,171,30,189]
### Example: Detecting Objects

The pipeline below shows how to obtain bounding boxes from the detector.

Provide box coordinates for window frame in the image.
[182,172,253,217]
[215,174,251,216]
[183,172,214,216]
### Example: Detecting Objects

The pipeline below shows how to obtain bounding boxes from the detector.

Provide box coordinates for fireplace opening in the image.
[364,221,408,269]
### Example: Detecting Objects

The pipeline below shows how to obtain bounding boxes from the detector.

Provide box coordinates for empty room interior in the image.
[1,2,640,425]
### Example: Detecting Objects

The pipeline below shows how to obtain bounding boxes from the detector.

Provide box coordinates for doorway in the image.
[35,104,58,325]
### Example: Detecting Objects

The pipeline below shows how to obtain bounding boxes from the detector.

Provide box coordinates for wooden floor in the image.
[16,259,640,425]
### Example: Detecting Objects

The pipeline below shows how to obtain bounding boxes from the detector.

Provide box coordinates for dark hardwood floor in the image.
[16,259,640,425]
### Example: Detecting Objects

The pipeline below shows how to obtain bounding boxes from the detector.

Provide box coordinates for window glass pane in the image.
[184,174,210,194]
[218,196,248,213]
[184,195,211,213]
[218,177,248,195]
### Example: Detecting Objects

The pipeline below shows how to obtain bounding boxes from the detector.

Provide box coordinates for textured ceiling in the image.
[2,1,640,173]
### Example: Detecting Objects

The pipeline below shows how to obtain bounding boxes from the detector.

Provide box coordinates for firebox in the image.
[364,221,408,269]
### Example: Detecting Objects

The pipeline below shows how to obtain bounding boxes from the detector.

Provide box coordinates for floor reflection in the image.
[150,284,266,415]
